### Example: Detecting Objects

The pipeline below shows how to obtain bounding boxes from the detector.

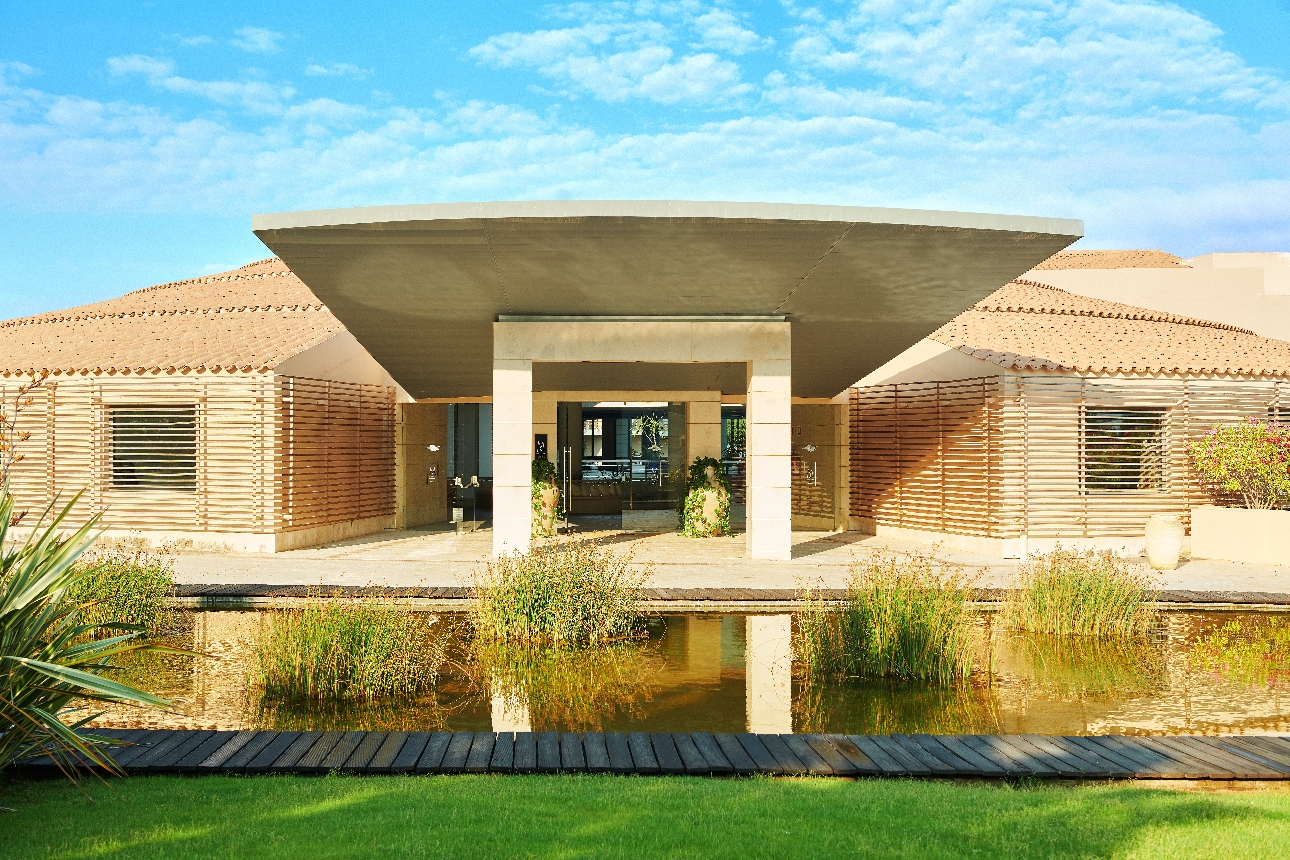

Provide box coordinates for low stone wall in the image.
[1191,505,1290,565]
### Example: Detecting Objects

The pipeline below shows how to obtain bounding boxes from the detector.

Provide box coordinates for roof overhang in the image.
[252,200,1082,399]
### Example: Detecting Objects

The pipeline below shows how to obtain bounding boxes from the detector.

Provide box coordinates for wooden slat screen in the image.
[850,375,1289,539]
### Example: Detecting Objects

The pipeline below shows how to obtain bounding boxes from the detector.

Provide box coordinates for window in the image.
[1082,407,1165,492]
[110,406,197,490]
[583,418,603,457]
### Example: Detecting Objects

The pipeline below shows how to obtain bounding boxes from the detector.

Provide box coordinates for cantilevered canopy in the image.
[253,201,1082,399]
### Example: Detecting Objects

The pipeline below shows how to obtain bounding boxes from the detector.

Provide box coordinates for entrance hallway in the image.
[169,520,1290,595]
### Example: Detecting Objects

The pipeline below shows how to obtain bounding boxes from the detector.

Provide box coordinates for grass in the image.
[1190,616,1290,687]
[795,552,978,683]
[1004,549,1157,637]
[1,774,1289,859]
[471,539,650,646]
[249,595,447,701]
[64,544,175,636]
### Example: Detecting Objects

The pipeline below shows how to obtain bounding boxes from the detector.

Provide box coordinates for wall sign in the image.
[534,433,548,459]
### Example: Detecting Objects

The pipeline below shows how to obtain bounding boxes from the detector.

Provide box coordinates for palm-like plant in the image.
[1,487,172,779]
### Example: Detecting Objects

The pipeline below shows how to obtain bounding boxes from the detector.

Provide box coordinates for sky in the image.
[2,0,1288,317]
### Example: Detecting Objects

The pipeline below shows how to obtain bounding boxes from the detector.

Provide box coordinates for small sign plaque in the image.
[534,433,548,459]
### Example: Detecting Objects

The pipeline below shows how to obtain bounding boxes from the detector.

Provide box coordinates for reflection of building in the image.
[4,201,1083,559]
[849,270,1290,558]
[746,615,793,734]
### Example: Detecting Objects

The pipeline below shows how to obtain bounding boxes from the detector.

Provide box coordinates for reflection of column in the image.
[490,679,532,732]
[492,357,533,556]
[746,615,793,734]
[746,358,791,560]
[685,616,724,684]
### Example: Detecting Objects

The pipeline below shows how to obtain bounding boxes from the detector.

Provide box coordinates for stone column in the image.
[686,395,722,463]
[492,358,533,556]
[746,358,792,560]
[746,615,793,733]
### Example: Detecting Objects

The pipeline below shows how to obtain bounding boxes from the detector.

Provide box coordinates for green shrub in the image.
[66,545,175,635]
[1186,418,1290,509]
[795,553,978,683]
[471,540,650,646]
[0,490,170,778]
[250,594,447,701]
[1003,549,1156,637]
[1190,616,1290,687]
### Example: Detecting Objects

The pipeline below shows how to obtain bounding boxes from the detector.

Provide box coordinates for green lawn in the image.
[1,774,1288,859]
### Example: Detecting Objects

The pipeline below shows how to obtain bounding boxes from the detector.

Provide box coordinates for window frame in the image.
[1080,405,1168,494]
[108,404,199,492]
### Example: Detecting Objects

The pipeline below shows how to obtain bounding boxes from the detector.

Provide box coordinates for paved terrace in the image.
[170,517,1290,601]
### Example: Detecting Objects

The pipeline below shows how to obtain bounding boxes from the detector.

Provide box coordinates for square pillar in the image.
[746,358,792,560]
[686,396,722,463]
[493,359,533,556]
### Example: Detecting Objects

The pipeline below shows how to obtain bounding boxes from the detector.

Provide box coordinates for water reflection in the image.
[88,609,1290,736]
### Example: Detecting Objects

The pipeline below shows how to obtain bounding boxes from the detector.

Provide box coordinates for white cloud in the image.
[106,54,295,113]
[305,62,372,79]
[175,35,214,47]
[1,60,38,81]
[692,10,773,54]
[230,27,283,54]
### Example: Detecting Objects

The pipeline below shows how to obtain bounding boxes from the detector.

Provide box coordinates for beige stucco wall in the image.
[1191,505,1290,565]
[275,331,414,402]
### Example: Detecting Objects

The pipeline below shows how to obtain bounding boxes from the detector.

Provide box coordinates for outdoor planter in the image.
[684,462,731,538]
[1144,514,1184,570]
[1190,505,1290,565]
[531,458,562,538]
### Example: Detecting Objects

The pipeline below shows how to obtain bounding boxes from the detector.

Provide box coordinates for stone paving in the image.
[171,517,1290,594]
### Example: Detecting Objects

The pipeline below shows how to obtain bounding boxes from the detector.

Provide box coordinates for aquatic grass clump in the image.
[1190,617,1290,687]
[999,633,1165,699]
[66,545,175,635]
[250,594,446,701]
[471,540,650,646]
[1004,549,1157,637]
[795,553,979,683]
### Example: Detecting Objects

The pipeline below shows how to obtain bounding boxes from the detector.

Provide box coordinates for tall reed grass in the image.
[1003,549,1156,637]
[471,540,649,646]
[795,553,979,683]
[250,594,447,701]
[66,545,175,635]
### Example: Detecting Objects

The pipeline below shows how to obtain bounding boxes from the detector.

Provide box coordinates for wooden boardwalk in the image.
[20,730,1290,780]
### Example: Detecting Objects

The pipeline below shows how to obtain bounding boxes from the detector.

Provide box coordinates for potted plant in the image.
[1186,418,1290,564]
[531,458,563,538]
[681,456,731,538]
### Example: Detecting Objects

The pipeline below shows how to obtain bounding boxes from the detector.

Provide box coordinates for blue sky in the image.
[2,0,1289,317]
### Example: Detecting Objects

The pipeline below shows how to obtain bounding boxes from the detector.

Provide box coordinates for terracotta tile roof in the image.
[0,259,344,377]
[930,280,1290,377]
[1032,249,1190,270]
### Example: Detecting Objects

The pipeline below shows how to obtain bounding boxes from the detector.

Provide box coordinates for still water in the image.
[91,610,1289,736]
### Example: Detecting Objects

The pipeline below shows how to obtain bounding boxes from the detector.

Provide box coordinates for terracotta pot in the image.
[1145,513,1184,571]
[536,485,560,536]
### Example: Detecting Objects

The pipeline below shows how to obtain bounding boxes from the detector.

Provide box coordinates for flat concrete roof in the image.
[254,200,1082,399]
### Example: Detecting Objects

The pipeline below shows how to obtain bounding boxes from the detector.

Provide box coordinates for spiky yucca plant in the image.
[0,488,172,780]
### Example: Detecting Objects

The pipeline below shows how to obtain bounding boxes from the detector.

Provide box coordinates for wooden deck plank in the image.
[366,732,409,774]
[1135,737,1232,778]
[650,733,686,775]
[1061,736,1148,777]
[342,732,388,772]
[1118,737,1209,778]
[958,736,1030,776]
[223,732,281,772]
[781,735,833,775]
[1185,736,1290,775]
[130,730,202,771]
[868,736,930,775]
[395,732,436,773]
[758,734,807,775]
[440,732,475,773]
[801,736,855,776]
[1040,736,1133,779]
[197,731,258,773]
[156,731,217,772]
[294,731,346,774]
[890,735,956,776]
[627,732,660,774]
[176,731,237,772]
[411,732,449,774]
[1168,737,1281,778]
[846,735,907,775]
[319,732,367,772]
[714,733,759,775]
[514,732,538,773]
[1005,735,1088,777]
[824,735,883,776]
[583,733,611,774]
[1220,737,1290,772]
[671,733,709,775]
[112,730,177,768]
[1084,736,1183,778]
[560,734,587,772]
[605,733,635,774]
[465,733,496,773]
[912,735,992,777]
[735,734,781,774]
[690,733,734,775]
[264,732,323,774]
[489,732,515,773]
[537,732,561,773]
[977,735,1058,777]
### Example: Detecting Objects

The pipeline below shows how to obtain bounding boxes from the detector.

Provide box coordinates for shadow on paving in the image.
[2,774,1287,859]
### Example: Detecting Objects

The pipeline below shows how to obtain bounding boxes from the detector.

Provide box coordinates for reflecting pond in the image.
[89,610,1290,736]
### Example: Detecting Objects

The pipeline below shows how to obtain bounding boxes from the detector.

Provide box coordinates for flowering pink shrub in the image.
[1186,418,1290,509]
